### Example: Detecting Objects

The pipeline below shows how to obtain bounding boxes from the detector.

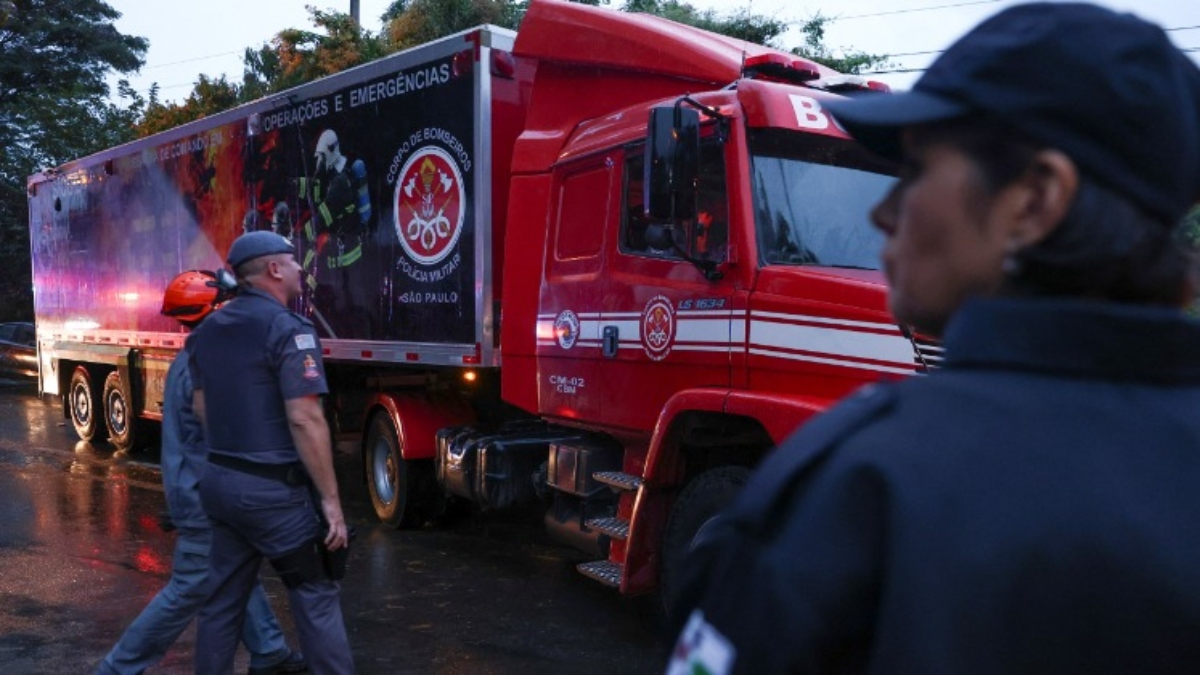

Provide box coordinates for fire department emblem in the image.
[554,309,580,350]
[302,354,320,380]
[641,295,675,361]
[393,146,465,265]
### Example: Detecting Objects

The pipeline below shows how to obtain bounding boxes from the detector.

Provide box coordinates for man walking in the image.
[96,270,306,675]
[188,232,354,674]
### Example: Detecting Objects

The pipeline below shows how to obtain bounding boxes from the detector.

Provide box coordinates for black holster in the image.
[323,537,351,581]
[269,527,355,588]
[270,538,326,589]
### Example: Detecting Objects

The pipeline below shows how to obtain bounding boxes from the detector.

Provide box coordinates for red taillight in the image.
[452,50,474,78]
[463,343,482,365]
[491,50,516,79]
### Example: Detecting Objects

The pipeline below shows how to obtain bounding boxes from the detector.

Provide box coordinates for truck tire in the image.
[660,465,751,615]
[103,371,138,451]
[68,366,101,442]
[364,413,435,529]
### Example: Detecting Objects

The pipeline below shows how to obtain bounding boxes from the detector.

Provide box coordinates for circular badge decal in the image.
[393,146,465,265]
[554,310,580,350]
[641,295,675,361]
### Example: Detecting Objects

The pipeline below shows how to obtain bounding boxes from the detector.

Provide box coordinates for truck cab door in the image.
[597,140,738,433]
[535,152,616,424]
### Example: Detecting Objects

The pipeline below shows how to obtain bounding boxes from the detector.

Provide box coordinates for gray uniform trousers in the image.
[195,462,354,674]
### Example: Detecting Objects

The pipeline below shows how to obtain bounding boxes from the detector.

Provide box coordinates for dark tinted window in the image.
[622,139,727,262]
[750,130,895,270]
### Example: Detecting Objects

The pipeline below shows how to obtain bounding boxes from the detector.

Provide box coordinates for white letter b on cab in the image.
[789,94,829,130]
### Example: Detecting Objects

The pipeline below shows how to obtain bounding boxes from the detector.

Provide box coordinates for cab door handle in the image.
[602,325,618,358]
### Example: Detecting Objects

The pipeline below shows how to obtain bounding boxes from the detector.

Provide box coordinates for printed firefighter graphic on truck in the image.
[293,128,375,337]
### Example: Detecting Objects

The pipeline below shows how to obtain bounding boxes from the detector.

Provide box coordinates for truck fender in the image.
[641,388,832,488]
[51,343,137,393]
[363,391,476,461]
[622,388,835,595]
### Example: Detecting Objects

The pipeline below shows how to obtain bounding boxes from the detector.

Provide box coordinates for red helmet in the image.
[160,270,231,327]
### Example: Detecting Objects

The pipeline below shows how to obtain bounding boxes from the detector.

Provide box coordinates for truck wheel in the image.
[364,413,435,529]
[660,466,751,615]
[68,366,101,442]
[103,371,138,451]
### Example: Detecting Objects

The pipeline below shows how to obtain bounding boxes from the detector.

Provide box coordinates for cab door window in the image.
[621,139,727,262]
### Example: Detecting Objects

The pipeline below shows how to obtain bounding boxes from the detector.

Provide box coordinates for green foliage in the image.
[623,0,786,46]
[621,1,888,73]
[140,0,883,139]
[135,6,392,138]
[385,0,523,51]
[135,75,241,137]
[245,7,390,96]
[791,13,891,74]
[0,0,147,321]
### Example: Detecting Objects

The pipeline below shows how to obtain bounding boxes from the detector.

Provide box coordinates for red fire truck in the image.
[27,0,928,598]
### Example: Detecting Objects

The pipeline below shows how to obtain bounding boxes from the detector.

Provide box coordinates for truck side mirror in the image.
[644,106,699,223]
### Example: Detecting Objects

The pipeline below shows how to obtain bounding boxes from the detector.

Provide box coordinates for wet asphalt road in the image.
[0,379,670,674]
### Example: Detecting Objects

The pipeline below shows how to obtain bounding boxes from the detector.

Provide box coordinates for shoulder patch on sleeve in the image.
[302,353,321,380]
[667,610,736,675]
[294,334,316,350]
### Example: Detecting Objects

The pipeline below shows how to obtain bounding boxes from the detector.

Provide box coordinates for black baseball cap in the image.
[823,2,1200,224]
[227,231,295,269]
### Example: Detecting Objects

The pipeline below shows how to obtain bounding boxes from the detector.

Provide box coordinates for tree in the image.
[624,0,787,46]
[243,6,390,98]
[144,0,883,139]
[0,0,147,321]
[135,75,241,137]
[137,5,395,136]
[790,13,891,75]
[622,1,889,74]
[384,0,523,52]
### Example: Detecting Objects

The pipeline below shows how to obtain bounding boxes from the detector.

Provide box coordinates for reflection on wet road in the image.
[0,381,669,673]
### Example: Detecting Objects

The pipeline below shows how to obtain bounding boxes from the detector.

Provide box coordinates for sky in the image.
[105,0,1199,103]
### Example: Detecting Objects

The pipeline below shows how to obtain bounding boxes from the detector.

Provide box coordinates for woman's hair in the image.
[914,117,1197,306]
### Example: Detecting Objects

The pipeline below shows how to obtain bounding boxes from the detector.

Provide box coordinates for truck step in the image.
[577,560,623,587]
[594,471,643,492]
[586,516,630,540]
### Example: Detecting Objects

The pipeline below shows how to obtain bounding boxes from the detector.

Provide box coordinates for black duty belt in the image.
[208,453,309,486]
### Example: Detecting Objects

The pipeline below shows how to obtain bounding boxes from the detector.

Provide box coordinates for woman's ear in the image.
[1007,149,1079,248]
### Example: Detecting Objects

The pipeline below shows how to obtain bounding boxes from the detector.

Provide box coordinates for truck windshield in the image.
[750,129,896,270]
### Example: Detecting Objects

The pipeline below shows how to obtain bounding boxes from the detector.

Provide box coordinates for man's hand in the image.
[321,496,348,551]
